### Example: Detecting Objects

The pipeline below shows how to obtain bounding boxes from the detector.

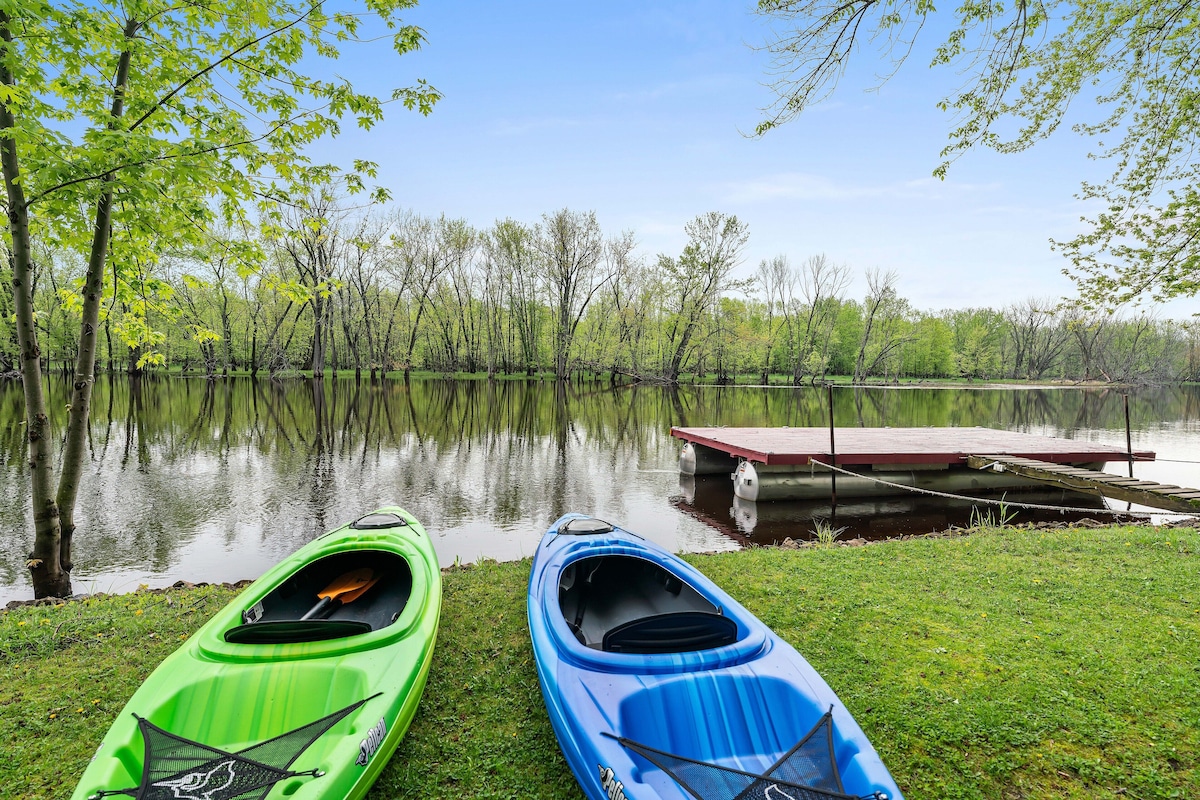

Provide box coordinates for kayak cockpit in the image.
[557,555,737,654]
[225,550,412,644]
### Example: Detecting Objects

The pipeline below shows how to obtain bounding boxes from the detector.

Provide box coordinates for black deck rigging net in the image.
[607,710,855,800]
[88,695,376,800]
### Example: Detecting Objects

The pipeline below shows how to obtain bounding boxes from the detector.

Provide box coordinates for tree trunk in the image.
[1,11,67,597]
[55,26,136,578]
[310,295,327,376]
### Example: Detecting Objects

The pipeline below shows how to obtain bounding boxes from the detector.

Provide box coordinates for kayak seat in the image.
[602,611,738,654]
[224,619,372,644]
[559,555,740,652]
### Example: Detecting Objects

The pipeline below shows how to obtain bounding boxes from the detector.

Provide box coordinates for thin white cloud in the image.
[610,74,742,104]
[722,172,1001,204]
[489,116,586,136]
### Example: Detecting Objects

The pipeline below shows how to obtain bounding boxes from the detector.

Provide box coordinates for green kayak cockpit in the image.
[557,555,738,654]
[225,549,412,644]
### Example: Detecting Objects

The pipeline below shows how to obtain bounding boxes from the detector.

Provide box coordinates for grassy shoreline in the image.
[3,525,1197,799]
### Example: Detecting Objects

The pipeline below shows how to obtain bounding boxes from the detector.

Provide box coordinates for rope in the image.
[806,459,1199,518]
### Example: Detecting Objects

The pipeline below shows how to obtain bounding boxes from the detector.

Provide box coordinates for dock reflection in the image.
[673,474,1128,547]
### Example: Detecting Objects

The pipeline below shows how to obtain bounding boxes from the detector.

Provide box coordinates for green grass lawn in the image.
[2,524,1197,799]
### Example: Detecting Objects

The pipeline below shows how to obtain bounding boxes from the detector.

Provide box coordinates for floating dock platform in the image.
[671,426,1163,505]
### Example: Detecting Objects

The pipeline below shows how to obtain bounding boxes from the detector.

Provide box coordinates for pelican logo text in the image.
[765,785,800,800]
[598,765,628,800]
[153,760,236,800]
[355,717,387,766]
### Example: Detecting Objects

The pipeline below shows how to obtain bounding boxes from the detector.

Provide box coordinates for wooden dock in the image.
[670,426,1154,467]
[671,426,1164,503]
[967,455,1200,513]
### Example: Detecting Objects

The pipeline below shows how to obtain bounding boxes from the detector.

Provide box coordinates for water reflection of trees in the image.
[0,378,1196,592]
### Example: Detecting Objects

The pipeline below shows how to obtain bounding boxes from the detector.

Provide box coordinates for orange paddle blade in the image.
[299,568,380,621]
[333,574,380,604]
[317,568,376,601]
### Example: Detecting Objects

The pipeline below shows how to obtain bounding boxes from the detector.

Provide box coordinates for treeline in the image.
[3,196,1198,384]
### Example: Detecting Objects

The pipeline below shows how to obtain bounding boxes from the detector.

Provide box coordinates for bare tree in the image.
[537,209,609,380]
[337,211,390,378]
[660,212,750,381]
[1063,307,1114,382]
[793,253,851,383]
[487,219,543,375]
[1004,299,1069,379]
[854,268,911,383]
[755,255,792,383]
[393,213,454,375]
[270,187,359,377]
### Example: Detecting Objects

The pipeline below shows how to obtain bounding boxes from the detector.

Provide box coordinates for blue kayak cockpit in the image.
[557,555,738,654]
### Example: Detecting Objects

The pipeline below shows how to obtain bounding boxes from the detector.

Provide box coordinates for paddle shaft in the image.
[300,570,379,620]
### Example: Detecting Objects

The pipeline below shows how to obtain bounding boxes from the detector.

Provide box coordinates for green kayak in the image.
[70,507,441,800]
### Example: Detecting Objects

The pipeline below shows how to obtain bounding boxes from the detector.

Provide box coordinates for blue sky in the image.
[316,1,1197,317]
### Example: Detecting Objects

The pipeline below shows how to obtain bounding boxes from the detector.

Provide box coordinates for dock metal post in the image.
[1124,394,1134,478]
[827,383,837,510]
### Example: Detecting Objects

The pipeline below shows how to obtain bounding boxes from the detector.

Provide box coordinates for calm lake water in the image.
[2,377,1198,603]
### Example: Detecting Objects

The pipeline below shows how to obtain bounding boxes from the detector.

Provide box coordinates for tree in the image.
[949,308,1004,381]
[170,225,258,376]
[393,213,455,374]
[537,209,609,380]
[269,185,371,377]
[425,217,479,372]
[756,0,1200,306]
[1,0,438,598]
[0,252,14,373]
[601,232,656,379]
[487,219,543,375]
[902,314,955,378]
[660,212,750,381]
[791,253,850,384]
[335,210,391,379]
[1063,307,1114,382]
[853,269,911,383]
[1004,298,1070,379]
[754,255,790,383]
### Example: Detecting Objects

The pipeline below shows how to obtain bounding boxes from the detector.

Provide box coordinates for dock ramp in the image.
[967,455,1200,514]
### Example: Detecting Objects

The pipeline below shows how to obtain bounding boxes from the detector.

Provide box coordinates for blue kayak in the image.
[527,514,903,800]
